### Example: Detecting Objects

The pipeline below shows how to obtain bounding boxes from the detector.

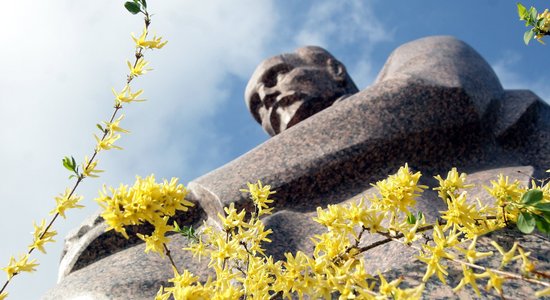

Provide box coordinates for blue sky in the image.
[0,1,549,298]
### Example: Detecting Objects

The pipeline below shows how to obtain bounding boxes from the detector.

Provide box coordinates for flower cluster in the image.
[1,255,38,280]
[96,175,193,256]
[537,9,550,37]
[157,168,432,299]
[156,182,278,299]
[149,166,550,299]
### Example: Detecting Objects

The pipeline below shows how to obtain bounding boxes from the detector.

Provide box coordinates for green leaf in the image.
[541,211,550,223]
[530,7,538,23]
[517,211,536,233]
[124,1,141,14]
[62,157,71,170]
[406,213,416,224]
[140,0,147,9]
[534,214,550,234]
[62,156,75,172]
[96,124,104,132]
[524,29,534,45]
[184,226,195,235]
[534,203,550,212]
[522,189,543,205]
[417,211,424,220]
[518,3,527,20]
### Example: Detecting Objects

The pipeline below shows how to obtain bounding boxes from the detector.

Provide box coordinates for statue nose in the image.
[258,85,281,109]
[263,92,280,108]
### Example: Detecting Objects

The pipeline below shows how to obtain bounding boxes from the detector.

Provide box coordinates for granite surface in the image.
[45,36,550,299]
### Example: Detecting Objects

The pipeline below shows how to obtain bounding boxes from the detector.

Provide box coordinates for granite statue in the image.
[245,46,358,136]
[45,36,550,299]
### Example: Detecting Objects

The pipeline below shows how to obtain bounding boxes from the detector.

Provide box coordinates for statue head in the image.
[245,46,359,136]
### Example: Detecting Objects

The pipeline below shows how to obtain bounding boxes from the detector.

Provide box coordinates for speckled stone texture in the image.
[45,36,550,299]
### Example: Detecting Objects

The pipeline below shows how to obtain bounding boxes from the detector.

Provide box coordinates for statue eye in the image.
[261,64,292,88]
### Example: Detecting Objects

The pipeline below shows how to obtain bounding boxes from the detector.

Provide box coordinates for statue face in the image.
[245,46,358,136]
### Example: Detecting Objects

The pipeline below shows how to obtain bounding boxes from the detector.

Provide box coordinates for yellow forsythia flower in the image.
[484,175,524,206]
[132,28,168,49]
[377,271,402,296]
[50,188,84,218]
[127,58,152,77]
[373,163,427,214]
[217,202,247,230]
[440,192,484,235]
[418,223,460,283]
[536,286,550,298]
[2,254,38,279]
[94,131,122,152]
[137,216,172,257]
[82,156,104,178]
[433,167,474,200]
[182,237,206,262]
[539,9,550,32]
[241,180,275,216]
[452,265,486,296]
[28,219,57,254]
[112,85,145,105]
[455,236,493,264]
[313,204,345,230]
[483,270,504,295]
[104,115,130,134]
[0,291,7,300]
[154,287,170,300]
[518,247,536,273]
[394,283,424,300]
[490,241,522,268]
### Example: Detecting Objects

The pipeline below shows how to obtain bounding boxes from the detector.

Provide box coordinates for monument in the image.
[45,36,550,299]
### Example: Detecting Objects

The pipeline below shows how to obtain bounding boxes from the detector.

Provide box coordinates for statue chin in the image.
[261,94,343,136]
[289,96,339,126]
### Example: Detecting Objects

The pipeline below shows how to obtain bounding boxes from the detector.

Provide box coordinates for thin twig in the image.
[163,243,180,274]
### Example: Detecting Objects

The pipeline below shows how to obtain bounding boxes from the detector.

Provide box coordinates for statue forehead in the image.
[258,53,300,70]
[253,47,333,77]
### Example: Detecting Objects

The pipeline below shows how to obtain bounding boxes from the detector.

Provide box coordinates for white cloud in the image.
[293,0,392,88]
[294,0,388,46]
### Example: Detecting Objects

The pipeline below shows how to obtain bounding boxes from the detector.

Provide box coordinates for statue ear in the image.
[327,58,345,82]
